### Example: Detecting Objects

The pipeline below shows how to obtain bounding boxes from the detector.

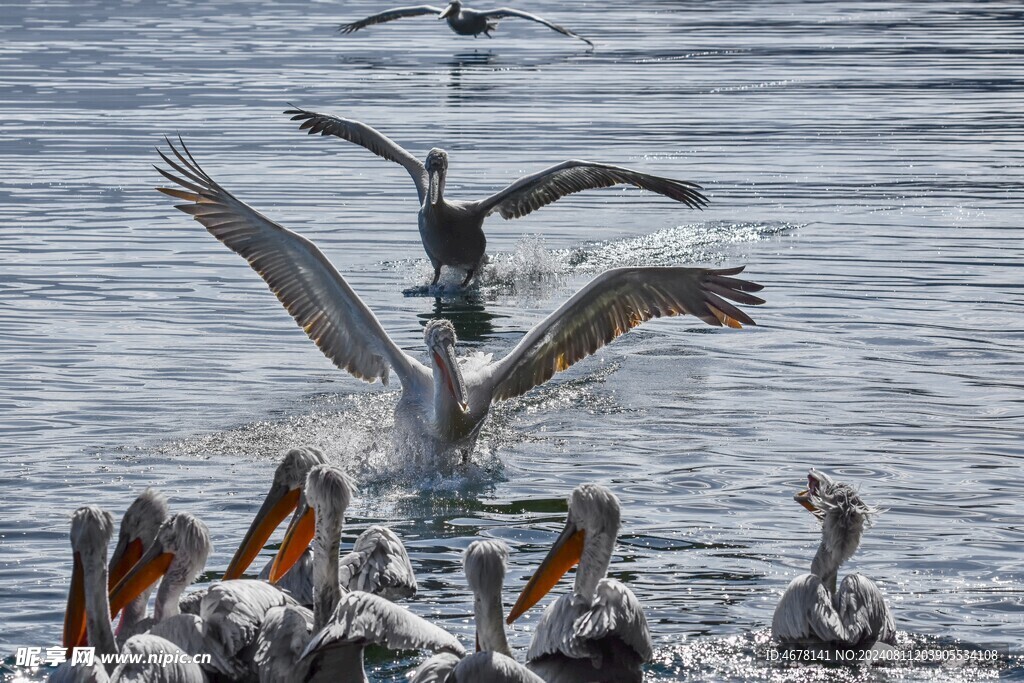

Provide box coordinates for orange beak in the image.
[223,485,301,581]
[433,343,469,413]
[62,552,87,651]
[108,542,174,620]
[795,489,817,513]
[108,537,144,591]
[269,503,315,583]
[507,521,585,624]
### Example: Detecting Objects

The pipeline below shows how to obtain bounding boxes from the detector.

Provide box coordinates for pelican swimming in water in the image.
[283,107,707,286]
[254,464,463,681]
[53,506,204,683]
[507,484,652,683]
[109,511,307,680]
[411,539,543,683]
[772,469,897,648]
[340,1,594,47]
[225,447,417,605]
[156,138,763,467]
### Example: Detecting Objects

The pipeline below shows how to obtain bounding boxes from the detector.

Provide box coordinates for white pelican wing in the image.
[339,5,443,35]
[409,651,462,683]
[147,613,236,678]
[300,591,465,661]
[109,634,205,683]
[339,525,418,600]
[836,573,896,646]
[772,574,848,644]
[490,266,764,401]
[574,579,653,662]
[527,579,651,664]
[156,139,426,388]
[472,160,707,220]
[479,8,593,46]
[284,107,428,201]
[253,605,314,683]
[199,580,297,678]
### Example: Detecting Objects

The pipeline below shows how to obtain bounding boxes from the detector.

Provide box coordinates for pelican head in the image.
[270,464,355,583]
[223,446,326,580]
[425,318,469,413]
[464,539,512,655]
[424,148,449,205]
[63,506,115,650]
[109,489,169,591]
[438,1,461,20]
[508,484,622,623]
[109,513,212,622]
[796,469,883,575]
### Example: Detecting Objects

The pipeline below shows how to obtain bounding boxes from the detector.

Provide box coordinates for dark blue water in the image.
[1,0,1022,680]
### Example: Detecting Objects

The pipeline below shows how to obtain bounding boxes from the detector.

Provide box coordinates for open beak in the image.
[507,520,585,623]
[794,488,817,512]
[433,341,469,413]
[62,552,87,651]
[794,472,821,512]
[108,540,174,620]
[269,502,315,583]
[223,483,301,580]
[438,5,455,19]
[108,537,144,591]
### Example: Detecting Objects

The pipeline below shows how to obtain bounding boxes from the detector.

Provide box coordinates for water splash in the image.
[400,221,797,295]
[650,629,1015,681]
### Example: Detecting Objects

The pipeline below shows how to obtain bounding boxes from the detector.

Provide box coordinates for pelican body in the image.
[772,469,897,648]
[340,1,594,47]
[507,484,652,683]
[156,139,763,469]
[283,108,708,287]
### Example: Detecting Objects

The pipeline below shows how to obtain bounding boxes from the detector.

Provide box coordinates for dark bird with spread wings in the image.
[284,106,709,287]
[340,1,594,47]
[155,138,762,470]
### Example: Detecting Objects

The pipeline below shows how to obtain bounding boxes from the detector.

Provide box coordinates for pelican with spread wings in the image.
[155,138,763,468]
[284,107,708,286]
[340,1,594,47]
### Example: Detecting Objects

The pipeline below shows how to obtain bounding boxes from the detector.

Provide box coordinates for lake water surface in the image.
[1,0,1022,680]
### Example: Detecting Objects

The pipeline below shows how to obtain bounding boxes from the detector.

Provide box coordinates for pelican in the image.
[283,107,708,286]
[108,512,306,680]
[224,447,417,604]
[772,469,897,648]
[507,484,652,683]
[108,489,169,641]
[52,506,204,683]
[156,139,764,469]
[411,539,543,683]
[340,1,594,47]
[253,464,463,681]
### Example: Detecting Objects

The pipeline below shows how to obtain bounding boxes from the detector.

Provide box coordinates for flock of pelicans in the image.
[48,2,901,681]
[55,451,895,682]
